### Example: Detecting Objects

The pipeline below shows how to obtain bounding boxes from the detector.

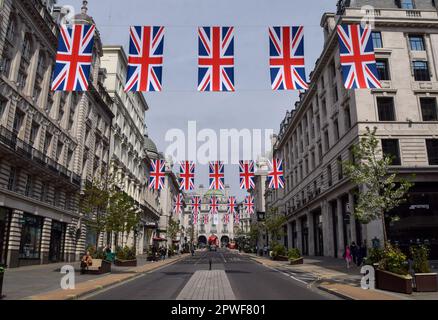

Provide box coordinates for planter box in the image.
[273,255,289,261]
[0,272,4,299]
[376,269,413,294]
[289,257,304,265]
[414,273,438,292]
[114,259,138,267]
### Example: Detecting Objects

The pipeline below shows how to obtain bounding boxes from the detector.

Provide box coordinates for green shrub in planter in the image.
[379,244,408,276]
[410,245,431,274]
[287,248,302,260]
[116,246,136,261]
[271,243,286,259]
[364,247,384,266]
[0,267,4,274]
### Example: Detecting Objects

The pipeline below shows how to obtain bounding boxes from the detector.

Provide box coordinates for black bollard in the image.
[209,258,212,271]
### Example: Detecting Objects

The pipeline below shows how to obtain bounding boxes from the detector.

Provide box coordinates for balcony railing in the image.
[0,126,81,188]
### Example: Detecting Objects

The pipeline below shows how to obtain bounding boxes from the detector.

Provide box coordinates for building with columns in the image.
[0,0,114,268]
[99,46,161,254]
[183,185,237,248]
[267,0,438,259]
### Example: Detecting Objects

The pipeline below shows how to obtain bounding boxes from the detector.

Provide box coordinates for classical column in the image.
[40,217,52,264]
[307,211,315,256]
[348,192,357,244]
[6,210,24,268]
[287,221,293,250]
[336,197,345,258]
[321,200,332,257]
[296,218,302,254]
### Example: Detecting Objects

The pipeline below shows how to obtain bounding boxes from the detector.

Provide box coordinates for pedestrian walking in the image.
[344,245,352,269]
[359,240,368,266]
[350,242,358,266]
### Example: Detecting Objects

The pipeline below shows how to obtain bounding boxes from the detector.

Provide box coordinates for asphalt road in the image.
[84,249,337,300]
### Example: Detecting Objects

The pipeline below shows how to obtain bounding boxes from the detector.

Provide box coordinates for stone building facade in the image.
[100,46,161,254]
[183,186,237,247]
[0,0,113,268]
[267,0,438,259]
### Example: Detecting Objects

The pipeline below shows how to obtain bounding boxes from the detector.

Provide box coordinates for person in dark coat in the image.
[350,242,358,266]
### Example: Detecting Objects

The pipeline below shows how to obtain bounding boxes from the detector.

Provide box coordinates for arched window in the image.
[37,52,46,77]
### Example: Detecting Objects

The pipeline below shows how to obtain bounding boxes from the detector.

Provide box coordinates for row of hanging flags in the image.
[148,160,284,191]
[172,193,254,225]
[52,24,382,92]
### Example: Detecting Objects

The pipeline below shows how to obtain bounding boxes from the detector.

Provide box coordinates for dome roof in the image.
[144,135,159,159]
[204,189,224,197]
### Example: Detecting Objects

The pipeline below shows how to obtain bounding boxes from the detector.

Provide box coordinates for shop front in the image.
[19,213,44,267]
[49,220,66,263]
[388,182,438,259]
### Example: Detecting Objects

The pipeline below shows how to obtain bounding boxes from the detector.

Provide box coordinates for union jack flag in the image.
[173,194,183,215]
[227,196,237,215]
[269,26,308,91]
[148,159,166,190]
[268,159,285,189]
[178,161,195,191]
[209,161,225,190]
[125,26,165,92]
[337,24,381,89]
[244,195,255,215]
[209,196,219,215]
[239,160,255,190]
[52,24,95,91]
[234,213,240,224]
[223,214,230,224]
[198,26,235,92]
[192,213,198,225]
[191,196,201,215]
[203,215,209,225]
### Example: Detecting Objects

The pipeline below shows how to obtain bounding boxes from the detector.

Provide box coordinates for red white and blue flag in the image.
[191,196,201,215]
[244,195,255,215]
[224,214,230,224]
[227,196,237,215]
[192,213,198,225]
[148,159,166,190]
[239,160,255,190]
[209,161,225,190]
[337,24,381,89]
[234,213,240,224]
[268,159,285,189]
[178,161,195,191]
[209,196,219,215]
[198,27,235,92]
[125,26,164,92]
[269,26,308,91]
[52,24,95,91]
[173,194,183,215]
[203,215,209,225]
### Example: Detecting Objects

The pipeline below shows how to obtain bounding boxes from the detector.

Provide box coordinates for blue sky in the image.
[58,0,337,199]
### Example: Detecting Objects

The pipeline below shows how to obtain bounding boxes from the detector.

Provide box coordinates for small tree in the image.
[263,207,287,246]
[167,217,181,242]
[80,176,110,248]
[343,127,413,244]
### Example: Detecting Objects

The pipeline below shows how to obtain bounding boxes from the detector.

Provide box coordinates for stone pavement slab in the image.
[22,255,187,300]
[176,270,235,300]
[318,283,408,300]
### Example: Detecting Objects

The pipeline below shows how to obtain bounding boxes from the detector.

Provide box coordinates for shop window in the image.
[19,214,43,259]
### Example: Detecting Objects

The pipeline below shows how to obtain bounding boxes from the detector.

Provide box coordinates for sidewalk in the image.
[242,253,438,300]
[2,254,187,300]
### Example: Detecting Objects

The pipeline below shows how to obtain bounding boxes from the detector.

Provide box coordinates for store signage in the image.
[409,205,430,210]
